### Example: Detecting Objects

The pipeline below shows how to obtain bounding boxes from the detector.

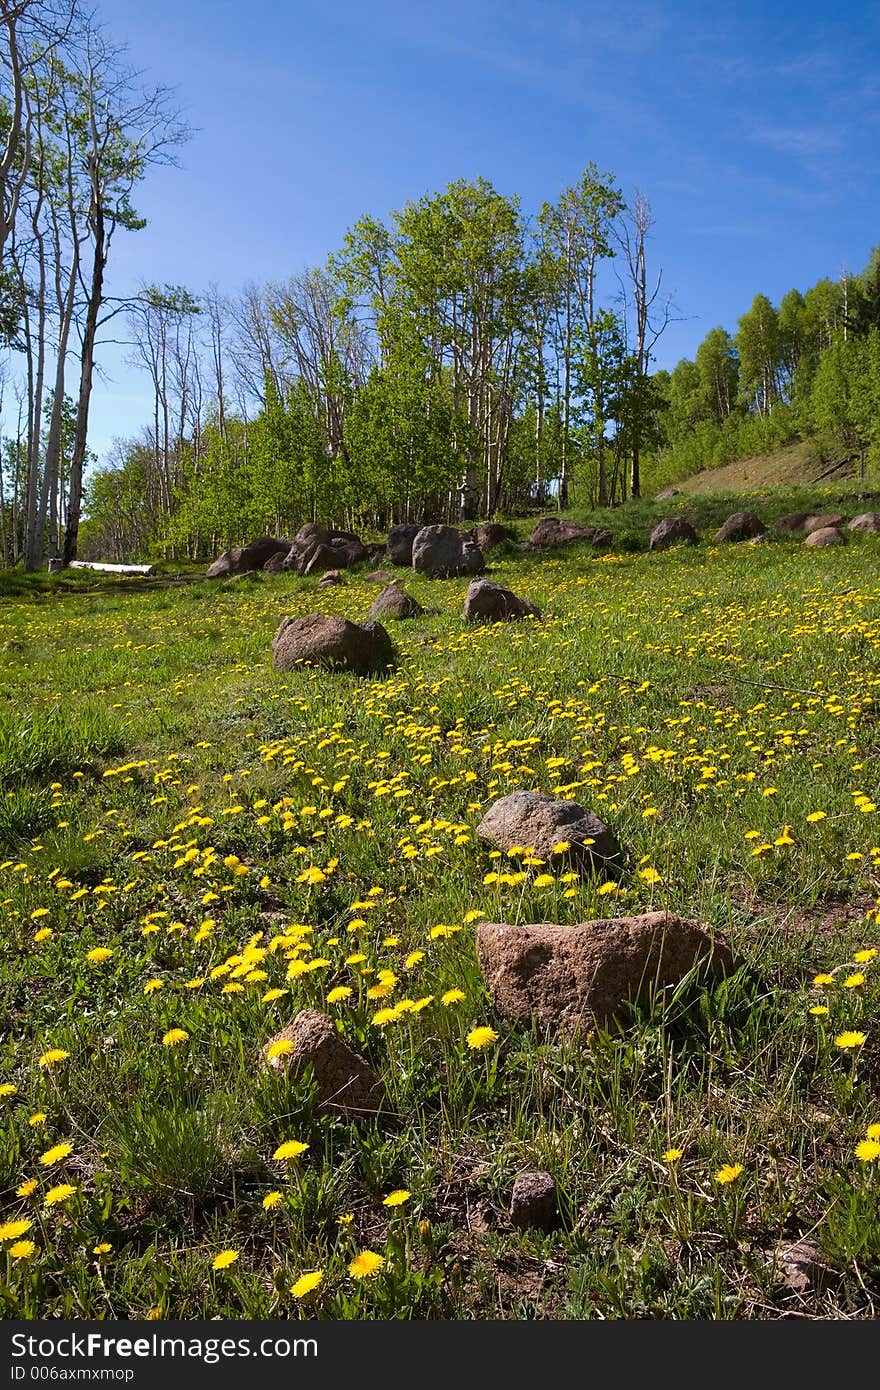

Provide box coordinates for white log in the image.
[67,560,155,575]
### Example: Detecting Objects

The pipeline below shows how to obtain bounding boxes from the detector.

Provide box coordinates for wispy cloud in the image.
[749,125,845,159]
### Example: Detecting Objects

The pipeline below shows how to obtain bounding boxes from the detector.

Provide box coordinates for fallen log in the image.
[58,560,156,576]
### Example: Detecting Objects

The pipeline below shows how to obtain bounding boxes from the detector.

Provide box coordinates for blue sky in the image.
[84,0,880,461]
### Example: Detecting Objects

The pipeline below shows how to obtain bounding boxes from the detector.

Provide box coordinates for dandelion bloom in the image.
[265,1040,295,1062]
[383,1190,411,1207]
[93,1243,112,1255]
[348,1250,384,1279]
[272,1140,309,1161]
[85,948,114,964]
[9,1241,36,1259]
[812,973,834,987]
[143,979,164,995]
[843,973,866,989]
[326,986,352,1004]
[16,1179,38,1198]
[290,1270,323,1298]
[866,1123,880,1141]
[809,1005,829,1016]
[30,1111,46,1124]
[262,1192,283,1210]
[714,1164,744,1184]
[806,811,827,823]
[466,1026,498,1050]
[38,1142,72,1167]
[0,1083,17,1098]
[854,1139,880,1162]
[38,1049,69,1069]
[835,1031,867,1050]
[0,1218,33,1240]
[441,989,466,1006]
[44,1184,76,1206]
[212,1249,239,1271]
[663,1149,683,1163]
[161,1029,189,1047]
[854,948,878,964]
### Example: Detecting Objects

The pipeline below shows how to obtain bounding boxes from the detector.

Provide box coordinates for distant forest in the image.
[1,4,879,567]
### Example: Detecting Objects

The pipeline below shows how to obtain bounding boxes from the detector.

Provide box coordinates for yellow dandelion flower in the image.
[714,1164,744,1184]
[262,1191,283,1210]
[326,986,352,1003]
[8,1240,35,1259]
[812,973,834,987]
[212,1249,239,1271]
[85,948,114,964]
[38,1049,69,1068]
[663,1149,683,1163]
[17,1179,38,1197]
[806,811,827,823]
[843,973,866,988]
[272,1140,309,1161]
[0,1218,33,1240]
[866,1123,880,1141]
[161,1029,189,1047]
[93,1243,112,1255]
[38,1142,72,1167]
[290,1270,323,1298]
[348,1250,384,1279]
[0,1083,17,1098]
[854,1139,880,1162]
[466,1026,498,1050]
[143,979,164,995]
[854,948,877,964]
[265,1040,295,1062]
[44,1183,76,1206]
[441,989,466,1005]
[809,1005,829,1016]
[835,1031,867,1049]
[383,1190,411,1207]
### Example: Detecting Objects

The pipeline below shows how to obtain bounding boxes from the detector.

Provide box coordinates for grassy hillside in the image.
[1,531,880,1319]
[674,440,856,496]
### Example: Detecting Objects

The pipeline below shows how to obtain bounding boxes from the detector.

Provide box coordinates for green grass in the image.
[1,512,879,1320]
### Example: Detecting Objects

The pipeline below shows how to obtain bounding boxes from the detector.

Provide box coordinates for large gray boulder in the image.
[262,1010,384,1117]
[272,614,395,674]
[387,523,422,567]
[412,525,484,578]
[715,511,765,543]
[477,913,732,1035]
[463,579,541,623]
[367,583,424,619]
[649,516,698,551]
[477,791,621,871]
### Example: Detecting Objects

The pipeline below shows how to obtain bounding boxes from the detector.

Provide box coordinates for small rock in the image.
[649,517,698,551]
[477,791,620,871]
[477,913,731,1035]
[368,583,424,619]
[804,527,845,548]
[773,1238,825,1296]
[463,579,541,623]
[475,522,514,551]
[272,614,395,674]
[715,511,765,543]
[365,569,394,584]
[510,1171,558,1232]
[318,570,342,586]
[262,1010,384,1117]
[263,551,288,573]
[775,512,811,533]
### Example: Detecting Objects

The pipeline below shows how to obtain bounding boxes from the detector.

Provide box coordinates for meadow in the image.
[1,502,879,1320]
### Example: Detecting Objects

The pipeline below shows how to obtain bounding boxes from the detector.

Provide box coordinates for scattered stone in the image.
[804,527,845,548]
[412,524,485,578]
[848,512,880,533]
[206,547,243,579]
[509,1171,558,1232]
[463,579,541,623]
[262,1009,384,1117]
[365,569,394,584]
[318,570,342,586]
[263,551,288,574]
[775,512,811,533]
[528,518,610,548]
[805,513,845,534]
[272,614,395,674]
[331,537,369,567]
[477,791,620,871]
[368,582,424,619]
[714,511,765,543]
[476,912,732,1035]
[294,522,331,550]
[649,516,698,551]
[303,543,342,575]
[475,522,514,551]
[387,522,422,567]
[773,1238,825,1296]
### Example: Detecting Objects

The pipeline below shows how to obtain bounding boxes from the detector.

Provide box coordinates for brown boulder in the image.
[318,570,342,586]
[529,517,604,548]
[330,537,369,566]
[476,913,731,1035]
[262,1009,384,1117]
[294,522,331,549]
[206,547,244,579]
[775,512,810,533]
[714,511,765,543]
[365,569,394,584]
[238,536,292,572]
[477,791,621,871]
[263,551,288,574]
[463,579,541,623]
[272,613,395,674]
[805,513,845,534]
[387,523,422,567]
[649,517,698,551]
[368,583,424,619]
[475,522,514,551]
[848,512,880,533]
[303,543,341,575]
[804,526,845,548]
[510,1172,558,1232]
